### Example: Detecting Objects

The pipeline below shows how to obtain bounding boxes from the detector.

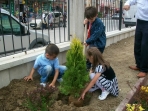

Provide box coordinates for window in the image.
[0,14,11,35]
[0,14,21,35]
[11,17,21,35]
[54,12,61,18]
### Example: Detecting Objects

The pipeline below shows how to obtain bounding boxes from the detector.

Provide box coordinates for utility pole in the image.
[96,0,98,11]
[119,0,122,30]
[83,0,91,55]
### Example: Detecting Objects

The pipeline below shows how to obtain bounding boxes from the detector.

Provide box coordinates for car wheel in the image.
[33,43,44,48]
[125,24,128,28]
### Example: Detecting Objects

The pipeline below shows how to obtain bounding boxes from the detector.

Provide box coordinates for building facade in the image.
[0,0,67,17]
[84,0,122,17]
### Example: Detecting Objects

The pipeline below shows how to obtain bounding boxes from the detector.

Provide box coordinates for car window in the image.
[0,14,11,35]
[0,14,21,35]
[0,14,11,34]
[11,17,21,35]
[45,13,48,17]
[54,12,61,18]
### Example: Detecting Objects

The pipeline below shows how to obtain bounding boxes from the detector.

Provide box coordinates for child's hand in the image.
[24,75,33,81]
[78,92,85,101]
[49,83,55,88]
[89,68,93,74]
[83,42,88,47]
[83,18,88,24]
[123,5,130,11]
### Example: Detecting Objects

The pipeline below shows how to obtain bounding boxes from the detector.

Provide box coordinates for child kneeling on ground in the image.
[24,44,67,87]
[79,47,119,101]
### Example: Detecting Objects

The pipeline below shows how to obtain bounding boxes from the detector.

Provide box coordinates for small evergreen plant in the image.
[60,37,89,98]
[24,85,57,111]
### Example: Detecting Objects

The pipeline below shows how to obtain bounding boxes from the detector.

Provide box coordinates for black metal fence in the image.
[87,0,124,32]
[0,0,69,57]
[0,0,125,58]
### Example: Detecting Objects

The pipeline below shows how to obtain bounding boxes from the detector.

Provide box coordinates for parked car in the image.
[111,13,119,20]
[29,11,64,29]
[103,14,111,18]
[0,8,50,56]
[123,4,137,28]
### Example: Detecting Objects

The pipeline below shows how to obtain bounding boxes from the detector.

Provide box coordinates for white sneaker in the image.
[40,83,46,87]
[57,78,63,83]
[98,90,109,100]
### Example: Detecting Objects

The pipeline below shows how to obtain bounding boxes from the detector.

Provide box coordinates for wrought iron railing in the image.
[85,0,125,32]
[0,0,127,57]
[0,0,69,57]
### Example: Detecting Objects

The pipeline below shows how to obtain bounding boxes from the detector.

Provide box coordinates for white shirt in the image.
[20,12,23,16]
[42,13,45,18]
[125,0,148,21]
[42,13,46,24]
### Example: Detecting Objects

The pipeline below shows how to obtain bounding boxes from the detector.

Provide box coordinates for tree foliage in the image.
[60,37,89,98]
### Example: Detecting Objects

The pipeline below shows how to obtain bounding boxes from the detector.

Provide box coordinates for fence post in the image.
[69,0,85,41]
[119,0,122,31]
[68,0,70,41]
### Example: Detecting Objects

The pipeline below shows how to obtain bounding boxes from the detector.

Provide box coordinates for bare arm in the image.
[125,0,137,5]
[123,0,137,10]
[49,69,59,87]
[78,73,101,100]
[24,68,35,81]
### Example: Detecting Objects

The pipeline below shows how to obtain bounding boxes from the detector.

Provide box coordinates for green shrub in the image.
[60,37,89,98]
[24,85,57,111]
[98,12,103,18]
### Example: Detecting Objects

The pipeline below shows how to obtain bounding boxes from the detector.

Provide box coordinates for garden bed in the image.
[115,75,148,111]
[0,36,142,111]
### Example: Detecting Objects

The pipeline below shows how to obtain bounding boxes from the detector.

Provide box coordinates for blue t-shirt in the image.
[33,54,59,74]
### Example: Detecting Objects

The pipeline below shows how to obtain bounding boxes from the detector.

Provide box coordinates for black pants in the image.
[86,47,105,70]
[134,19,148,73]
[42,23,47,29]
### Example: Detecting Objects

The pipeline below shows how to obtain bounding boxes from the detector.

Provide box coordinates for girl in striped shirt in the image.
[79,47,119,100]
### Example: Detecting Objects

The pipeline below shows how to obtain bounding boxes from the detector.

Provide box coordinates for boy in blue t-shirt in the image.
[24,44,67,87]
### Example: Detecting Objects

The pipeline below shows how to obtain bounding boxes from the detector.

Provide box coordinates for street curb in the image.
[115,75,148,111]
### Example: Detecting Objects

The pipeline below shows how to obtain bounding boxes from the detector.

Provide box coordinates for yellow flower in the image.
[145,89,148,92]
[138,105,145,111]
[141,86,146,91]
[131,104,135,110]
[126,108,132,111]
[126,104,145,111]
[126,104,131,107]
[126,104,135,111]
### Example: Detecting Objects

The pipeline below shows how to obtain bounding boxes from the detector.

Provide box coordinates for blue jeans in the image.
[39,65,67,83]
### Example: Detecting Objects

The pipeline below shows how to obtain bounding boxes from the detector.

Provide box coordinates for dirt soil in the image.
[0,36,140,111]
